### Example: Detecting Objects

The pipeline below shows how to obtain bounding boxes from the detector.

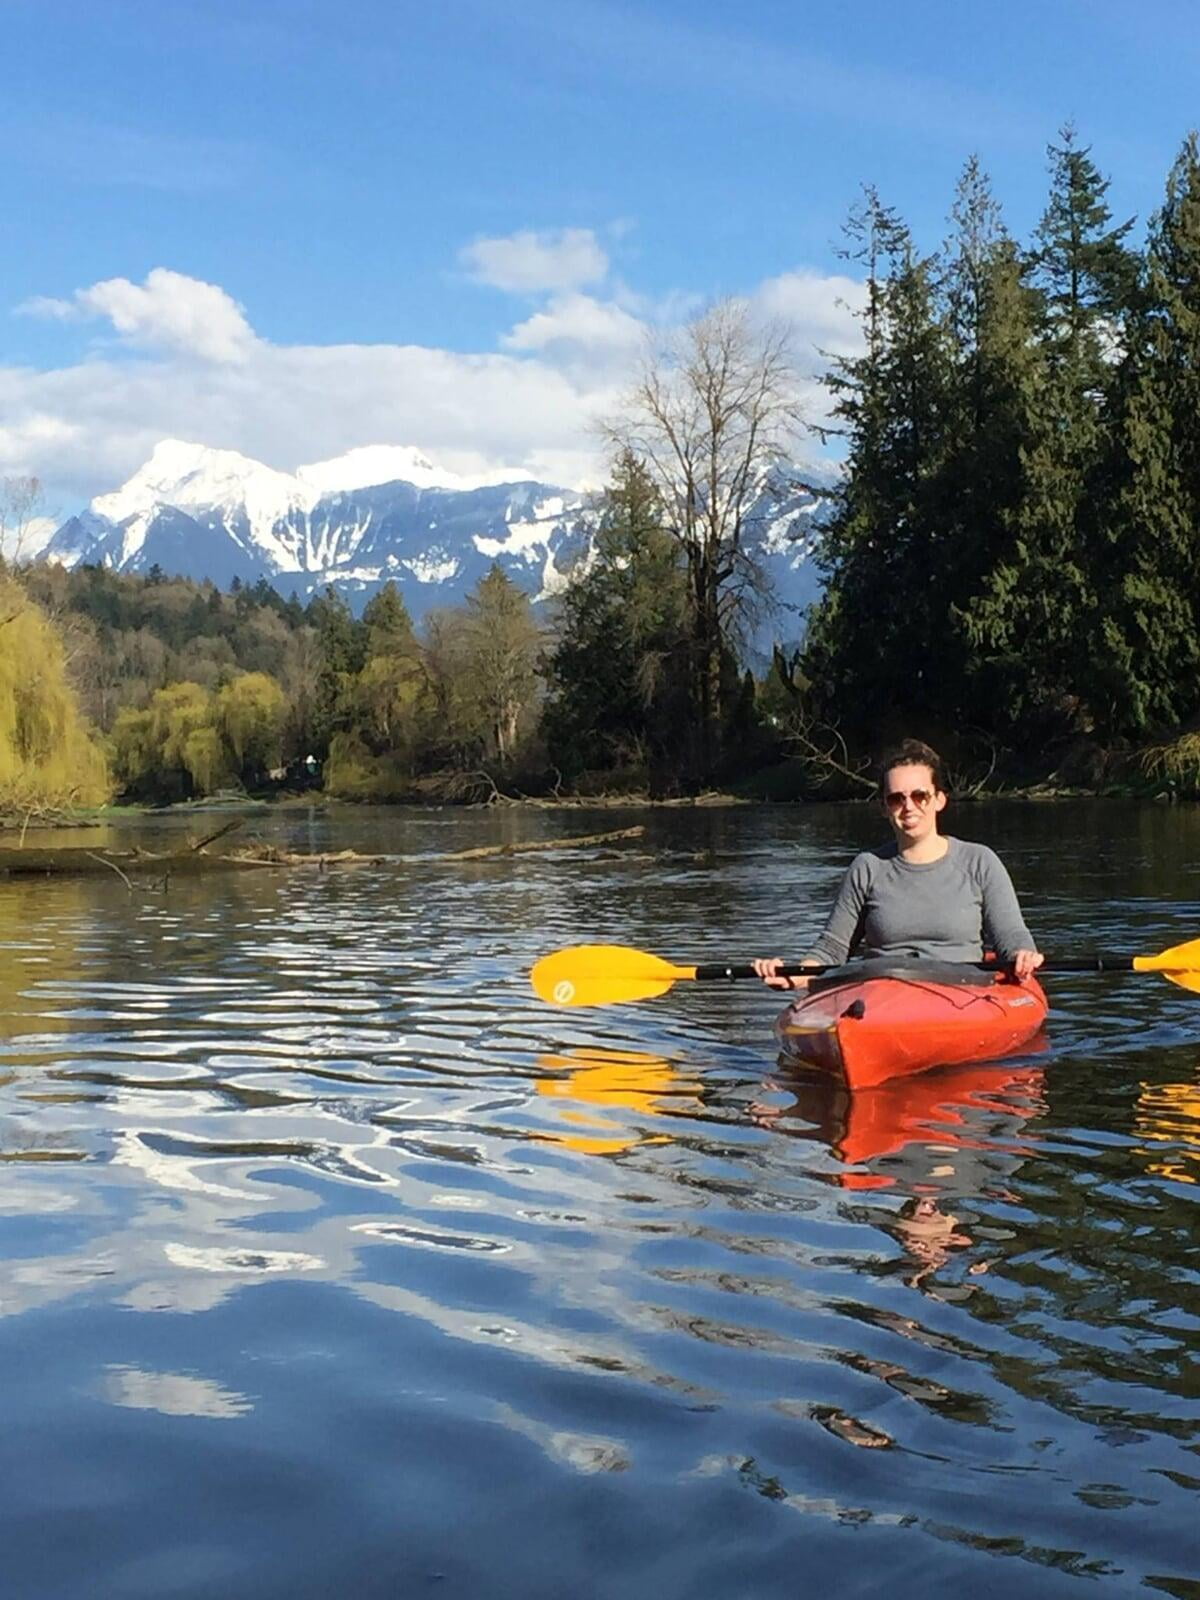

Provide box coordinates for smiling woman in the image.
[754,738,1044,989]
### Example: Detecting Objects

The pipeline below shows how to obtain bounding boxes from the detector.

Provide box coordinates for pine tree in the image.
[805,192,955,730]
[362,580,419,661]
[542,452,690,786]
[1032,125,1138,381]
[308,586,365,756]
[1098,134,1200,732]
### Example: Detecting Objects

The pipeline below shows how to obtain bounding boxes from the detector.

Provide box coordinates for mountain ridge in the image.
[41,440,829,632]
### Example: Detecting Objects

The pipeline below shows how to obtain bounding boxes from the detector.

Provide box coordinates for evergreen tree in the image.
[307,586,365,756]
[362,580,419,661]
[1098,134,1200,732]
[344,583,428,767]
[1032,125,1138,380]
[805,192,955,730]
[542,452,690,786]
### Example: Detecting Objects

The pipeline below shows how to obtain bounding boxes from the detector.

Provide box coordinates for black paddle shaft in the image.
[692,956,1137,983]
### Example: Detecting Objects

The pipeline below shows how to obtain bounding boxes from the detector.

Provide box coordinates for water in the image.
[0,801,1197,1599]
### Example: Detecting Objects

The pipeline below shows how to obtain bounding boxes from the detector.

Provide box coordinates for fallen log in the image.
[438,824,645,861]
[0,823,646,877]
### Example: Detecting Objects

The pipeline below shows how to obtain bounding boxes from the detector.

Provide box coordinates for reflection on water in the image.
[1135,1074,1200,1185]
[0,801,1197,1599]
[758,1060,1047,1192]
[535,1047,704,1153]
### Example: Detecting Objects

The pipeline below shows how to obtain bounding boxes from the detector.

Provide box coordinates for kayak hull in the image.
[776,970,1048,1090]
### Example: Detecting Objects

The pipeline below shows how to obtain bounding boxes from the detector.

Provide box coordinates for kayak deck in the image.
[776,965,1048,1090]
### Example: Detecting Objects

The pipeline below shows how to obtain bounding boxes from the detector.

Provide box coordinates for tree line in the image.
[6,124,1200,811]
[804,128,1200,775]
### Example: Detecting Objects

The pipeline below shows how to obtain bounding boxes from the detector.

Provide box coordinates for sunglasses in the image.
[885,788,935,811]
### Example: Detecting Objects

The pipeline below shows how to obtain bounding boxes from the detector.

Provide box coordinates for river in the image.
[0,800,1197,1599]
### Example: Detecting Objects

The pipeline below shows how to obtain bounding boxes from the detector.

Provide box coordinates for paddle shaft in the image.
[692,956,1139,982]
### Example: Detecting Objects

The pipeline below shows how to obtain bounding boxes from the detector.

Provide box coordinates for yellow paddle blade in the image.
[530,944,696,1007]
[1134,937,1200,993]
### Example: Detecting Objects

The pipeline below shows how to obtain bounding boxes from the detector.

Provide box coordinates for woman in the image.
[755,738,1043,990]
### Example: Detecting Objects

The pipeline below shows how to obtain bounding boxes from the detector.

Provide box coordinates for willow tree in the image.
[0,577,110,809]
[218,672,287,785]
[604,300,803,778]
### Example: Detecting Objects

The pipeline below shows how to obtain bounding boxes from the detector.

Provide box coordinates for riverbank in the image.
[7,733,1199,831]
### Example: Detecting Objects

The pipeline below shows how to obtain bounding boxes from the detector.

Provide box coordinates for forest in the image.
[5,126,1200,814]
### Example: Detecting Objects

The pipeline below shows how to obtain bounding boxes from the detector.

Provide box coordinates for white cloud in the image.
[503,293,645,356]
[1,260,862,509]
[754,270,867,361]
[460,228,609,293]
[20,267,256,365]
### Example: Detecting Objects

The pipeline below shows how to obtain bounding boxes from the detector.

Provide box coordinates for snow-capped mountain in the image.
[43,440,828,630]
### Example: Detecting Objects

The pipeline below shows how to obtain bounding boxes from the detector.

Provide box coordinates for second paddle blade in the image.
[531,944,691,1007]
[1136,935,1200,993]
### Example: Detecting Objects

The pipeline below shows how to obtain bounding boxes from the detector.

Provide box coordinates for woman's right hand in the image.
[752,958,812,992]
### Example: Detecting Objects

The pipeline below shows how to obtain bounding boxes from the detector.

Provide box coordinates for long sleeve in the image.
[978,849,1036,959]
[799,854,872,967]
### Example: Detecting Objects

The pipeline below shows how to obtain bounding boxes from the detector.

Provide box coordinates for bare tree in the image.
[603,301,803,775]
[0,476,47,566]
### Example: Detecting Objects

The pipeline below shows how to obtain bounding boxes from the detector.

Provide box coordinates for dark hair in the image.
[877,738,947,796]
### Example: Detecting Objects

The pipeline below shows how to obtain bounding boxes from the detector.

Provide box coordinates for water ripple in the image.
[0,804,1196,1597]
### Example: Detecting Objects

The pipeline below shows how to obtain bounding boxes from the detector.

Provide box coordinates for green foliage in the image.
[308,585,366,757]
[453,564,542,764]
[542,452,692,787]
[0,577,111,809]
[805,192,957,727]
[799,130,1200,758]
[1096,133,1200,734]
[109,672,285,799]
[218,672,286,783]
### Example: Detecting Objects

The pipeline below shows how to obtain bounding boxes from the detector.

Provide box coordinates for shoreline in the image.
[1,783,1189,834]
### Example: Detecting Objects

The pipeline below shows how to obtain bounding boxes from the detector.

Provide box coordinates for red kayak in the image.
[776,960,1048,1090]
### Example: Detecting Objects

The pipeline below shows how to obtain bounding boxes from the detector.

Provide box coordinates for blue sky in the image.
[2,0,1197,510]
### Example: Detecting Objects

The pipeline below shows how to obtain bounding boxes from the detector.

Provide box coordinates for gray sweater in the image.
[800,837,1036,967]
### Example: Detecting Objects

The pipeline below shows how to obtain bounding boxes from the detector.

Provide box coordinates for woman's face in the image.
[881,762,946,844]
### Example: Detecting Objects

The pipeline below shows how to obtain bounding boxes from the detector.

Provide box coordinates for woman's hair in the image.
[877,738,947,796]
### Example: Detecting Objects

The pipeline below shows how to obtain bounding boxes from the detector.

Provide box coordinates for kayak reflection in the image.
[1134,1075,1200,1185]
[756,1056,1048,1195]
[534,1048,704,1155]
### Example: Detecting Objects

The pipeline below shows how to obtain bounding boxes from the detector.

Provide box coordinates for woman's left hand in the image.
[1011,949,1045,981]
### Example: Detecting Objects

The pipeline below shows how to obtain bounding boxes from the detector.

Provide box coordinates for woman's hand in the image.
[1010,949,1044,981]
[752,958,813,992]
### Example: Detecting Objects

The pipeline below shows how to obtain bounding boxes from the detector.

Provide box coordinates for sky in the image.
[2,0,1198,523]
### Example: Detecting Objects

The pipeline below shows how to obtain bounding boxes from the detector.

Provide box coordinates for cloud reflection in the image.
[102,1365,252,1418]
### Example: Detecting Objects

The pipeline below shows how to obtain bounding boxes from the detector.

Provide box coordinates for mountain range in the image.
[42,440,829,635]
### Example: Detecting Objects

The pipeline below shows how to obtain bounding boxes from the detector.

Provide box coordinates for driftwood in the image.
[438,824,645,861]
[225,846,388,867]
[0,821,646,878]
[0,845,387,878]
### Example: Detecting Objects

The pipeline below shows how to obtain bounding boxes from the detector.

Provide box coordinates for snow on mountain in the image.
[296,445,521,495]
[93,440,316,568]
[41,441,831,633]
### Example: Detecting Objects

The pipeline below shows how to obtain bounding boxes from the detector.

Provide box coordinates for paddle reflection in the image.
[535,1048,704,1155]
[1134,1075,1200,1185]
